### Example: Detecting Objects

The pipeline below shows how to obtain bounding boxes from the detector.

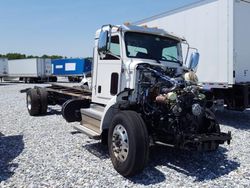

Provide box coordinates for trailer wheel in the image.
[108,111,149,177]
[49,76,57,82]
[62,99,90,122]
[77,77,82,83]
[68,76,73,82]
[26,89,40,116]
[52,77,57,82]
[28,78,34,83]
[37,88,48,114]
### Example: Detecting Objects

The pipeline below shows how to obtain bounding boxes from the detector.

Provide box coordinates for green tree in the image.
[5,53,26,60]
[85,57,93,62]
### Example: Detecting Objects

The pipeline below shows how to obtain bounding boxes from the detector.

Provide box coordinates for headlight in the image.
[184,71,198,83]
[192,103,202,116]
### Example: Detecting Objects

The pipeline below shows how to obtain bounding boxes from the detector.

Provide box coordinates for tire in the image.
[52,77,57,82]
[49,76,57,82]
[61,99,90,122]
[204,108,221,151]
[29,78,34,83]
[77,77,82,83]
[101,129,108,145]
[26,89,40,116]
[205,108,221,133]
[37,88,48,114]
[68,77,73,82]
[108,111,149,177]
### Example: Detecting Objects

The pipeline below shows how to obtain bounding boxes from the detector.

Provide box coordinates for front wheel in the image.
[108,111,149,177]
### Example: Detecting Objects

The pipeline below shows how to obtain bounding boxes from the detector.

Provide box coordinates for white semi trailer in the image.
[0,58,8,79]
[7,58,57,83]
[26,24,231,176]
[135,0,250,110]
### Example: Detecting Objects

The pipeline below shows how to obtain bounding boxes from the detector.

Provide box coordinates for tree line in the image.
[0,53,64,60]
[0,53,93,62]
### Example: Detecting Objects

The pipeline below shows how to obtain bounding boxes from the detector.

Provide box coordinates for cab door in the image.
[94,35,122,105]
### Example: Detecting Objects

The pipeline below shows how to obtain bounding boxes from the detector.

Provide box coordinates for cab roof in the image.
[95,24,185,41]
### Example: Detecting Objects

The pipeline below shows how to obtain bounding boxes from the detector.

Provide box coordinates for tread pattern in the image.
[108,110,149,177]
[37,88,48,114]
[26,89,40,116]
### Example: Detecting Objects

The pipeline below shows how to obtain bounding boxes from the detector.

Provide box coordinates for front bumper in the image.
[180,131,232,151]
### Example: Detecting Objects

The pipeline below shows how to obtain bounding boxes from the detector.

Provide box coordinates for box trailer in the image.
[0,58,8,78]
[135,0,250,110]
[7,58,56,83]
[52,58,92,82]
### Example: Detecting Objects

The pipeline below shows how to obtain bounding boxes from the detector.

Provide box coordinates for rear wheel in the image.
[49,76,57,82]
[61,99,90,122]
[108,111,149,177]
[68,76,73,82]
[26,89,40,116]
[37,88,48,114]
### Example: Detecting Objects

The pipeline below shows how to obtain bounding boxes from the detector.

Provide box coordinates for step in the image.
[81,115,101,133]
[77,104,105,139]
[80,104,104,120]
[74,124,101,140]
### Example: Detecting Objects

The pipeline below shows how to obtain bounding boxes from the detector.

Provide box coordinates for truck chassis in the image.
[26,84,91,121]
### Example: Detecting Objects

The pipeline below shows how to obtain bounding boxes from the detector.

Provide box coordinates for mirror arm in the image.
[189,47,198,52]
[183,41,199,65]
[107,26,112,51]
[183,41,190,65]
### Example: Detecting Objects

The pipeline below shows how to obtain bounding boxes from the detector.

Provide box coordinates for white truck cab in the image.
[73,24,231,176]
[91,24,184,105]
[27,24,231,177]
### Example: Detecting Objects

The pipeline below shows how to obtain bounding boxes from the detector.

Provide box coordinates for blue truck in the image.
[52,58,92,82]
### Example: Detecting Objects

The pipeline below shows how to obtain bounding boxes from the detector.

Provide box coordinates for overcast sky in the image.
[0,0,200,58]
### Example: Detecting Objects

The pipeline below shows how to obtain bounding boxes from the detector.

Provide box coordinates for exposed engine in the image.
[136,64,230,150]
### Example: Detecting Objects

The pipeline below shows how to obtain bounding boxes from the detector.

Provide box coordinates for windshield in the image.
[125,32,182,64]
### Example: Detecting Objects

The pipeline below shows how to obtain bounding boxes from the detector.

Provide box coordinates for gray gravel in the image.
[0,82,250,187]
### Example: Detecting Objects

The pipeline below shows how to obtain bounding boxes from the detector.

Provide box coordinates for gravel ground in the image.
[0,82,250,187]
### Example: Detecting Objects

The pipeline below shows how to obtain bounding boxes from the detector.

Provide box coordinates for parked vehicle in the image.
[52,58,92,82]
[7,58,57,83]
[0,58,8,80]
[135,0,250,110]
[26,24,231,177]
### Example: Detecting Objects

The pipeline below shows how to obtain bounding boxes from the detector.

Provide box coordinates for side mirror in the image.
[98,31,109,54]
[188,52,200,71]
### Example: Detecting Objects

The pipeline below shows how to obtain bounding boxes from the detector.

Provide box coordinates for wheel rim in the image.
[27,95,32,110]
[112,124,129,162]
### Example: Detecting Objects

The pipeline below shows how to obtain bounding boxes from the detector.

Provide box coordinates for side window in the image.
[102,36,120,60]
[110,36,120,56]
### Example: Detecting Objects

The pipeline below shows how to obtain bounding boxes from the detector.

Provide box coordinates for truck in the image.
[0,58,8,80]
[134,0,250,111]
[52,58,92,82]
[26,24,231,177]
[7,58,57,83]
